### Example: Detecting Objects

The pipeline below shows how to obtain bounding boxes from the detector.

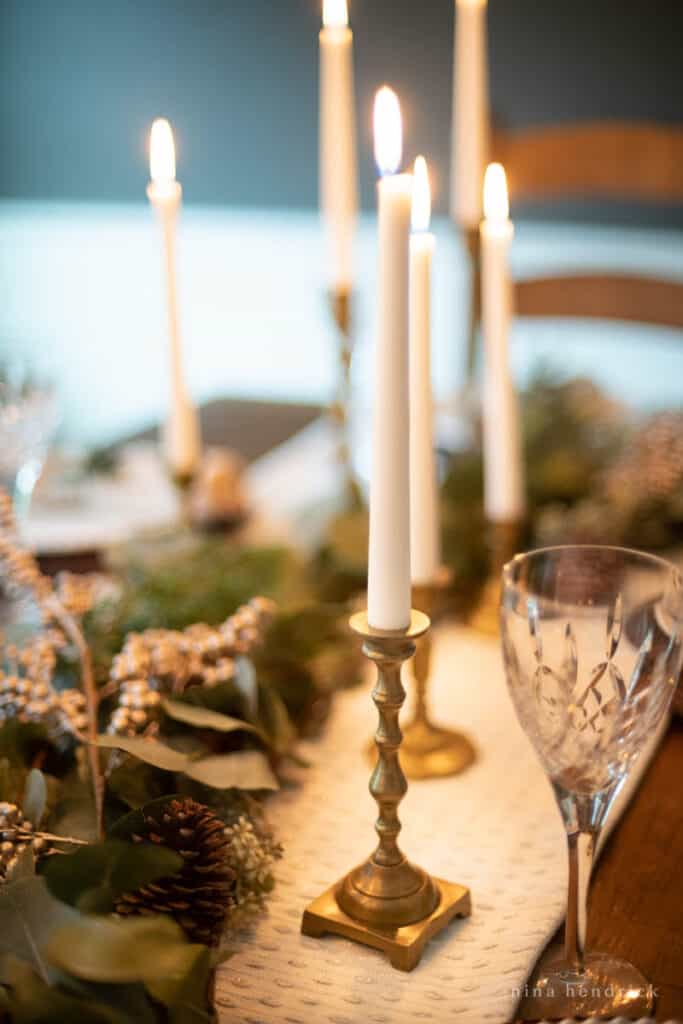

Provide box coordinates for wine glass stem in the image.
[564,829,596,972]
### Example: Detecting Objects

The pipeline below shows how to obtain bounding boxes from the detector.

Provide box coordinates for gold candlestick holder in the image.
[399,570,476,779]
[169,468,196,527]
[327,288,361,507]
[463,227,482,389]
[301,609,471,971]
[468,519,524,636]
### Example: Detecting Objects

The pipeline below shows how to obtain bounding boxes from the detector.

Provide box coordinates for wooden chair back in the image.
[490,121,683,329]
[493,121,683,205]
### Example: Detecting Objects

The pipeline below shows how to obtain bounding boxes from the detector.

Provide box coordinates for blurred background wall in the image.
[2,0,682,215]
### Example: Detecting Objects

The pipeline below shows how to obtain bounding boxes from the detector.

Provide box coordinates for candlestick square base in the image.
[301,876,471,972]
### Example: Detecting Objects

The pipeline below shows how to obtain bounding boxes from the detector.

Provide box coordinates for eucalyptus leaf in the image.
[46,915,205,993]
[0,956,130,1024]
[43,840,182,913]
[107,758,168,811]
[98,734,278,790]
[50,769,99,843]
[22,768,47,827]
[96,735,189,772]
[144,943,211,1018]
[162,698,266,740]
[185,750,278,791]
[108,795,179,840]
[110,842,182,896]
[56,975,159,1024]
[256,682,296,754]
[0,876,78,983]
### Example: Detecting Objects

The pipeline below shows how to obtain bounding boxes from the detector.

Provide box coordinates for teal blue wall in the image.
[1,0,681,213]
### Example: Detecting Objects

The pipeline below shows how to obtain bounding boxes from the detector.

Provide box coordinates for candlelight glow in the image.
[150,118,176,182]
[483,162,509,221]
[412,156,431,232]
[374,87,402,176]
[323,0,348,28]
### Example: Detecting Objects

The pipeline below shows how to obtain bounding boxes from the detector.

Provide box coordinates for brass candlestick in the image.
[469,519,524,636]
[400,570,476,779]
[302,609,471,971]
[463,227,482,388]
[170,468,196,527]
[327,288,360,506]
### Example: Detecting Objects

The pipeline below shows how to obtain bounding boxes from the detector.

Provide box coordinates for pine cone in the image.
[115,798,236,946]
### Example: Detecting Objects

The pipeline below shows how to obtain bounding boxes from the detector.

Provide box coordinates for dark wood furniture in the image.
[494,122,683,206]
[492,121,683,331]
[516,717,683,1022]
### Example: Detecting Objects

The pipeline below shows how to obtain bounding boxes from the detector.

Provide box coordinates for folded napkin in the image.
[216,625,665,1024]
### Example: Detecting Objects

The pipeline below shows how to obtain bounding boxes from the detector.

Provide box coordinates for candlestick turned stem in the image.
[463,227,482,389]
[302,610,471,971]
[399,571,476,779]
[328,288,360,507]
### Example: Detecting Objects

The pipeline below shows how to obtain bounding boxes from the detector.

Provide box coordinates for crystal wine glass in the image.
[501,545,683,1020]
[0,361,58,521]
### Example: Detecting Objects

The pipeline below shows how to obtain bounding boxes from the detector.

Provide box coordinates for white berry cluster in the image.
[0,801,49,881]
[0,634,88,747]
[107,677,162,737]
[106,597,277,737]
[224,814,282,916]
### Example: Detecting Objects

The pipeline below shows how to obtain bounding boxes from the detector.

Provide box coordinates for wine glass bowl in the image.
[0,363,59,521]
[501,545,683,1020]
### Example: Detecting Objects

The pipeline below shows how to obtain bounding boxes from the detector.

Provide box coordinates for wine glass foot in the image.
[518,946,655,1021]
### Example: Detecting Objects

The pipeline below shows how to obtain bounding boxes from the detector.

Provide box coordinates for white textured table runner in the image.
[216,625,665,1024]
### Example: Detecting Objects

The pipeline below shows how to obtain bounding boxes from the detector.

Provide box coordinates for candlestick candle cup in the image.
[302,609,471,971]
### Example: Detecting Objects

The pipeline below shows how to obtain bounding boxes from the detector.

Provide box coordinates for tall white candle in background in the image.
[367,88,413,630]
[480,163,525,522]
[319,0,358,291]
[147,118,201,479]
[409,156,441,584]
[450,0,490,229]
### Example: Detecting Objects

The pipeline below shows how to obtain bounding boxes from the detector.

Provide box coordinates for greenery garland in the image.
[0,512,361,1022]
[316,372,683,610]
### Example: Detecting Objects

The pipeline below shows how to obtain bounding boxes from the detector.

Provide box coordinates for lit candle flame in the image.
[323,0,348,28]
[150,118,176,183]
[483,162,509,222]
[374,87,402,176]
[412,156,431,232]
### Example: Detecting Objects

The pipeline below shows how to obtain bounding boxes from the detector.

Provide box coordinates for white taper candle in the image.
[480,163,526,522]
[367,88,413,630]
[450,0,490,230]
[147,118,200,479]
[409,157,441,584]
[319,0,358,291]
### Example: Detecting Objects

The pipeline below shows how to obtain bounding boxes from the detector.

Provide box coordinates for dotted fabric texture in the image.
[216,626,666,1024]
